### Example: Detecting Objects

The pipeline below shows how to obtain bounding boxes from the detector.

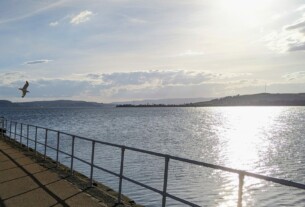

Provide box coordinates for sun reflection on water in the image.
[211,107,285,207]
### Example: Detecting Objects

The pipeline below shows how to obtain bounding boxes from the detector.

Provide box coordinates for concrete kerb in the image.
[0,134,143,207]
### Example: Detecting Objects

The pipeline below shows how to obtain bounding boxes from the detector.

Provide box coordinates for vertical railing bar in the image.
[35,126,38,155]
[5,119,11,140]
[9,121,12,138]
[237,173,245,207]
[1,118,4,138]
[70,136,75,175]
[26,125,29,150]
[5,119,8,140]
[14,122,17,140]
[44,129,48,160]
[4,119,7,140]
[162,156,170,207]
[20,123,23,147]
[4,119,6,138]
[118,146,125,204]
[56,131,60,167]
[90,141,96,187]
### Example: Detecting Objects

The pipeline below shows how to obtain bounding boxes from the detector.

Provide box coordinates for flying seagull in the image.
[19,81,30,98]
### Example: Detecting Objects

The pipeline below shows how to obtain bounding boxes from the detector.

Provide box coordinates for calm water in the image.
[1,107,305,206]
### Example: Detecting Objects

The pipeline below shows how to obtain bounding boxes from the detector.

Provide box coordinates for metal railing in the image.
[1,117,305,207]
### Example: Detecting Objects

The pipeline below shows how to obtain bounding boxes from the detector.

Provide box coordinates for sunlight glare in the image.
[214,107,284,207]
[218,0,276,27]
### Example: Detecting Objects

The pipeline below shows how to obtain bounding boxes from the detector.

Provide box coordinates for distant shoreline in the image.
[116,104,305,107]
[117,93,305,107]
[2,93,305,108]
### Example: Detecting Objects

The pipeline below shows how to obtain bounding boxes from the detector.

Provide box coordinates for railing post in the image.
[44,129,48,160]
[5,119,8,140]
[26,125,29,150]
[162,156,170,207]
[118,146,125,204]
[56,131,60,167]
[20,123,23,147]
[237,173,245,207]
[35,126,38,155]
[14,122,17,140]
[9,121,12,138]
[90,141,96,187]
[70,136,75,175]
[1,118,4,138]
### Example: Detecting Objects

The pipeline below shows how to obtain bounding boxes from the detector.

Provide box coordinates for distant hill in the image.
[113,97,213,105]
[0,100,110,108]
[117,93,305,107]
[3,93,305,108]
[0,100,15,107]
[187,93,305,107]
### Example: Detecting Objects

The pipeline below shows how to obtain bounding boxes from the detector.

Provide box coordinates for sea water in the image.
[1,107,305,206]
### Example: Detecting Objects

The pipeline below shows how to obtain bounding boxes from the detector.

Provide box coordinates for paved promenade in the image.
[0,139,107,207]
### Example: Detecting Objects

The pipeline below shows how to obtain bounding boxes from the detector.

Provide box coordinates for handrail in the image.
[0,117,305,207]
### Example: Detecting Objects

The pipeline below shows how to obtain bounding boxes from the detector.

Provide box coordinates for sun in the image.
[217,0,277,27]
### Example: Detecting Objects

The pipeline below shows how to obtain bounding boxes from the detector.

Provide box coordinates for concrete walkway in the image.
[0,139,107,207]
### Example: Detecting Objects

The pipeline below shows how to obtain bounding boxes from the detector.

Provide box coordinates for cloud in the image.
[285,16,305,30]
[24,59,53,65]
[82,70,251,86]
[49,21,59,26]
[264,12,305,52]
[0,70,302,102]
[296,5,305,11]
[127,17,147,25]
[86,73,102,80]
[89,70,217,86]
[70,10,93,25]
[289,44,305,51]
[0,72,27,85]
[75,70,252,100]
[282,71,305,80]
[0,0,68,25]
[175,50,205,57]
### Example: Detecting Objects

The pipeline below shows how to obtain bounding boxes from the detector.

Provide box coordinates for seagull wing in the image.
[22,90,26,98]
[23,81,29,90]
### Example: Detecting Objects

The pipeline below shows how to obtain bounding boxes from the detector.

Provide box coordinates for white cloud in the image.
[176,50,205,57]
[70,10,93,25]
[264,30,304,52]
[285,15,305,30]
[264,29,305,53]
[0,0,68,25]
[72,70,251,94]
[0,70,301,102]
[264,12,305,52]
[296,4,305,11]
[0,72,27,85]
[24,59,53,65]
[125,16,147,25]
[282,71,305,80]
[271,14,283,21]
[49,21,59,26]
[102,70,209,86]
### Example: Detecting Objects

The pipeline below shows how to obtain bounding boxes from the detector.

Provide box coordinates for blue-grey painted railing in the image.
[1,117,305,207]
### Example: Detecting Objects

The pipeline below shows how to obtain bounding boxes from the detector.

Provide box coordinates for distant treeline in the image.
[0,100,108,108]
[116,104,183,107]
[189,93,305,107]
[3,93,305,108]
[116,93,305,107]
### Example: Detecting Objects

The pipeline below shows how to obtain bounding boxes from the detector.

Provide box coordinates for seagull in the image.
[19,81,30,98]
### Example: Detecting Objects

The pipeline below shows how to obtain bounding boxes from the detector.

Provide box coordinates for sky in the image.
[1,0,305,103]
